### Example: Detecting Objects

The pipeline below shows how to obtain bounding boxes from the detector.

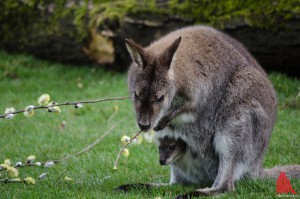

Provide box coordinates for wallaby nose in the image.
[159,159,166,165]
[138,122,150,131]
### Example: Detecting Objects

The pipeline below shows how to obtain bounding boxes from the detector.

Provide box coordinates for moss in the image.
[0,0,81,50]
[1,0,299,64]
[77,0,300,32]
[2,0,299,48]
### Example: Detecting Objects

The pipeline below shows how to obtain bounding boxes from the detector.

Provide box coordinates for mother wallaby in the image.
[122,26,298,198]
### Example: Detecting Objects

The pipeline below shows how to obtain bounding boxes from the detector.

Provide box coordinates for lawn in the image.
[0,51,299,198]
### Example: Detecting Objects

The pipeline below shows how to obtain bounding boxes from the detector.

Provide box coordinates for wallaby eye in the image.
[134,91,140,100]
[169,145,175,150]
[157,95,164,103]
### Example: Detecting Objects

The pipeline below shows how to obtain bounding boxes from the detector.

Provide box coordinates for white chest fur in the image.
[171,113,197,125]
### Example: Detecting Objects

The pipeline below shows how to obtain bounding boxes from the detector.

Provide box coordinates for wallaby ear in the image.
[125,38,146,67]
[160,36,181,69]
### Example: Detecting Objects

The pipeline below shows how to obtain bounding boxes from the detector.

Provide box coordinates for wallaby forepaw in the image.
[154,118,169,131]
[154,124,164,131]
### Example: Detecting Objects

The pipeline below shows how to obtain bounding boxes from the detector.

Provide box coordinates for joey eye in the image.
[134,91,140,100]
[169,145,175,150]
[156,95,164,103]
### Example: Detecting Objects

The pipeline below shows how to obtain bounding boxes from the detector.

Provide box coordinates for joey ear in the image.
[125,38,146,67]
[160,36,181,69]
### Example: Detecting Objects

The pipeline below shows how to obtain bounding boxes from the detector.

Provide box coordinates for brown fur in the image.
[120,25,299,198]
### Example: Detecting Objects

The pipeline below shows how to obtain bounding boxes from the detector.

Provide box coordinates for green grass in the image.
[0,51,299,198]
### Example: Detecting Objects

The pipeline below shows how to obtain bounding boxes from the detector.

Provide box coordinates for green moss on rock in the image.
[1,0,299,65]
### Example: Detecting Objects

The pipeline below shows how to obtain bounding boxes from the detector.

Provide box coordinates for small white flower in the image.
[44,161,54,167]
[38,173,47,180]
[7,166,19,177]
[4,107,15,114]
[0,164,9,169]
[143,129,156,143]
[24,177,36,184]
[74,103,83,108]
[64,176,73,181]
[24,110,34,118]
[121,135,131,145]
[24,105,34,112]
[35,162,41,166]
[47,106,61,113]
[114,105,119,111]
[24,105,35,118]
[5,113,14,120]
[132,134,143,145]
[12,178,22,182]
[27,155,36,164]
[15,162,23,167]
[121,148,129,157]
[37,94,51,106]
[4,159,11,166]
[132,138,137,143]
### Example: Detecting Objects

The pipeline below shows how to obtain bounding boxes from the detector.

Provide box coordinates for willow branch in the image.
[0,119,121,172]
[0,96,129,119]
[113,129,143,170]
[0,178,24,183]
[54,123,118,163]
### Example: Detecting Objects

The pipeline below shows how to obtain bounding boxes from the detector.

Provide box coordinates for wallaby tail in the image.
[263,165,300,179]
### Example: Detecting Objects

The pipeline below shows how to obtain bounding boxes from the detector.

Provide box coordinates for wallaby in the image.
[157,136,187,166]
[157,136,300,186]
[118,25,300,198]
[156,136,216,186]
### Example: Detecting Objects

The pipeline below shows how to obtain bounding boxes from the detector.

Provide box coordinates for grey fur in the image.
[125,25,299,197]
[156,136,300,189]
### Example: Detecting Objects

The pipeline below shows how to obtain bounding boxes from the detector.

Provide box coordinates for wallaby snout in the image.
[138,120,150,131]
[159,159,167,165]
[137,106,152,130]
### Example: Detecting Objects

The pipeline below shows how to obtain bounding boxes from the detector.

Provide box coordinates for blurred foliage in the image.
[0,0,76,48]
[1,0,299,65]
[167,0,300,28]
[1,0,300,43]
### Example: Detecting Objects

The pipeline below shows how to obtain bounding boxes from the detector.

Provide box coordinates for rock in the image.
[224,20,300,76]
[1,1,300,75]
[114,15,300,76]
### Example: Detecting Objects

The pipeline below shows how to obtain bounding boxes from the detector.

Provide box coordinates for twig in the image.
[53,123,119,163]
[54,170,68,186]
[113,129,143,170]
[106,109,118,124]
[0,119,121,173]
[0,178,24,184]
[0,96,129,119]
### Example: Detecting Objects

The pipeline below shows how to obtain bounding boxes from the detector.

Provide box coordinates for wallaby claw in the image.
[154,124,164,131]
[154,117,170,131]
